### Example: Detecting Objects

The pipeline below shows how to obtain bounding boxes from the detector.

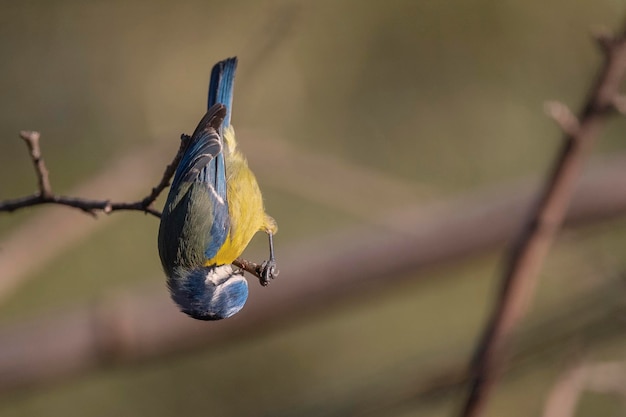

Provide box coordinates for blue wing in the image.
[159,104,230,271]
[171,105,225,192]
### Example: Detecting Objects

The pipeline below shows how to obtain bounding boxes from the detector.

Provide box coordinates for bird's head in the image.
[168,265,248,320]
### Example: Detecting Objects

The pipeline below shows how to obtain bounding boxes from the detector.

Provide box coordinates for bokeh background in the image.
[1,1,626,416]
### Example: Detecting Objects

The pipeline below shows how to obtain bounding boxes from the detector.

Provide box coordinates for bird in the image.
[158,57,278,321]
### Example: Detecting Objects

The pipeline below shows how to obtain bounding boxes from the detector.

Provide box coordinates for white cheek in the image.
[204,265,235,285]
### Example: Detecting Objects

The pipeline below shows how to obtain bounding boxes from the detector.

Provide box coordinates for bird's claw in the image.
[257,259,278,287]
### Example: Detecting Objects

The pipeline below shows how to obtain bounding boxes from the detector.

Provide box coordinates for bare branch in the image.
[541,362,587,417]
[232,257,278,285]
[233,258,259,277]
[584,361,626,396]
[593,27,614,56]
[1,132,272,282]
[542,360,626,417]
[544,101,580,137]
[0,133,191,218]
[137,133,191,209]
[611,94,626,115]
[19,131,52,198]
[0,247,623,398]
[458,22,626,417]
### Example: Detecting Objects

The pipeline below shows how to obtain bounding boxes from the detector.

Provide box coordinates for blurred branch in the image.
[268,274,626,417]
[0,131,192,218]
[0,160,626,394]
[541,362,587,417]
[458,23,626,417]
[542,360,626,417]
[584,361,626,396]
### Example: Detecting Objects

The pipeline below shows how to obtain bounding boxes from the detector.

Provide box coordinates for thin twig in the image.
[0,133,190,218]
[542,360,626,417]
[541,361,587,417]
[19,131,52,198]
[458,23,626,417]
[233,257,272,285]
[544,102,580,137]
[232,258,258,276]
[1,132,272,281]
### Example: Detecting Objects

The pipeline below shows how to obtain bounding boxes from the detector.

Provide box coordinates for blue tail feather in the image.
[207,57,237,202]
[208,57,237,128]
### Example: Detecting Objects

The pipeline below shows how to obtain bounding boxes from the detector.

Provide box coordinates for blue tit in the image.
[158,57,278,321]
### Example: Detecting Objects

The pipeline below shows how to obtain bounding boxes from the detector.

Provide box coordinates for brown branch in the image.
[0,240,623,399]
[1,132,272,282]
[19,131,52,198]
[541,361,587,417]
[0,132,191,218]
[544,102,580,137]
[458,23,626,417]
[232,257,279,286]
[232,258,261,278]
[541,360,626,417]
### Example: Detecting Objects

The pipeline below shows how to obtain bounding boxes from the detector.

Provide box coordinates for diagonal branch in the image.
[458,22,626,417]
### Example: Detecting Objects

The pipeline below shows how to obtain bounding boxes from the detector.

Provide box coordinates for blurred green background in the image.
[1,1,626,416]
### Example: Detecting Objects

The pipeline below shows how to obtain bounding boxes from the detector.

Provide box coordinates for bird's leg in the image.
[231,233,278,286]
[256,232,278,286]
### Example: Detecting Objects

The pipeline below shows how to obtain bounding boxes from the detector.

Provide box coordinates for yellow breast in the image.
[205,127,268,266]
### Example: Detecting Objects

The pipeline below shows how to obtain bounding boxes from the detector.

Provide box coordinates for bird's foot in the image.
[256,259,279,287]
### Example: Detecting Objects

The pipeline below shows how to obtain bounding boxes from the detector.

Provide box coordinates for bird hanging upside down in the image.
[158,57,278,321]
